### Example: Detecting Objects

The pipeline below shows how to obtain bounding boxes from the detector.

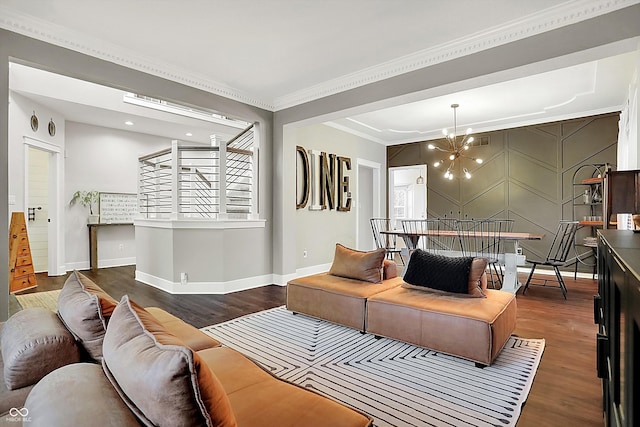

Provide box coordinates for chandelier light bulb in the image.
[464,168,471,179]
[449,154,455,160]
[433,161,440,167]
[466,128,472,135]
[442,128,448,136]
[464,145,469,150]
[444,170,450,179]
[448,173,454,180]
[468,136,474,143]
[449,132,455,139]
[476,158,483,164]
[427,143,435,150]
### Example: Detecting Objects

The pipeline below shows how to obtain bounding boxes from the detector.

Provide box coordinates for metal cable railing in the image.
[138,125,256,219]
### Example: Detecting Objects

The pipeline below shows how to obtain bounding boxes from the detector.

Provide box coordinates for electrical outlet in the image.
[303,250,308,258]
[180,272,188,285]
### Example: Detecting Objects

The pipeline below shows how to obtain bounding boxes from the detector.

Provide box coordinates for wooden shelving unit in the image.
[8,212,37,293]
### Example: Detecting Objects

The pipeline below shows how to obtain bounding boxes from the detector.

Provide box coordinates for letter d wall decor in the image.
[296,145,351,212]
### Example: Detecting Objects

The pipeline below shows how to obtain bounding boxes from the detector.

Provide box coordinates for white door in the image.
[27,146,49,272]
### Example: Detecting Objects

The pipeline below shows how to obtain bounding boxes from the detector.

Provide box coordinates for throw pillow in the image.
[1,307,80,390]
[468,257,489,297]
[102,295,237,427]
[57,270,119,361]
[403,249,473,294]
[328,243,386,283]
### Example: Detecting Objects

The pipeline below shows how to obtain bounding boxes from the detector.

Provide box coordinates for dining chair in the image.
[400,219,441,254]
[522,220,579,299]
[457,219,512,288]
[370,218,404,264]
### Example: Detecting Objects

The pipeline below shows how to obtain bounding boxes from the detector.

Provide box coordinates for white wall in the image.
[617,46,640,169]
[8,92,65,214]
[64,121,169,269]
[8,91,66,275]
[294,124,386,270]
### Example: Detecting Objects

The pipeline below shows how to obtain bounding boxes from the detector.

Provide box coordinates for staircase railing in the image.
[138,125,257,220]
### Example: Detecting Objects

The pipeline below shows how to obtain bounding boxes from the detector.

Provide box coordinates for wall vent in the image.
[469,136,489,147]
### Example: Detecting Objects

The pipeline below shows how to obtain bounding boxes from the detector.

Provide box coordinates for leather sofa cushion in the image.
[198,346,373,427]
[329,244,385,283]
[57,270,119,360]
[145,307,221,351]
[0,308,80,390]
[102,295,237,427]
[24,363,140,426]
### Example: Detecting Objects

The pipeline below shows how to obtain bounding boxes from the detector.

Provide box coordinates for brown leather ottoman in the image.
[366,287,517,366]
[287,273,403,331]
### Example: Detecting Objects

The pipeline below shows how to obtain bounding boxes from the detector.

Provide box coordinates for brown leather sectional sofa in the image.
[1,271,372,427]
[287,249,517,367]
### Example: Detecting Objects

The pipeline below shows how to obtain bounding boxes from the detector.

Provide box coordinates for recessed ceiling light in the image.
[125,121,134,126]
[185,132,193,137]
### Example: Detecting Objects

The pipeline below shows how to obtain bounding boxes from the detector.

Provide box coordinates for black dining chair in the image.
[400,219,441,254]
[522,220,579,299]
[457,219,512,288]
[370,218,404,264]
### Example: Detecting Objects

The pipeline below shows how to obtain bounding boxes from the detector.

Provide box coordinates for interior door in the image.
[27,146,49,273]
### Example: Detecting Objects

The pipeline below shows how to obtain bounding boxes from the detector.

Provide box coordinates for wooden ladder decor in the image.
[8,212,37,293]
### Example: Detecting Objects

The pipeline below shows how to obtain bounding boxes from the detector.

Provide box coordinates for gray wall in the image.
[294,124,386,269]
[388,112,619,268]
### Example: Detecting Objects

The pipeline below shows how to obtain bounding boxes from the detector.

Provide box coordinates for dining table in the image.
[381,229,544,294]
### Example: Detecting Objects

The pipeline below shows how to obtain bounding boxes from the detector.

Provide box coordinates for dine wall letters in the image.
[296,145,351,212]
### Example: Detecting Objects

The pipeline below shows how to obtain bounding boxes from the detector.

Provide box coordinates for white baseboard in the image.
[65,257,136,272]
[136,262,334,294]
[135,270,278,295]
[515,266,596,280]
[272,262,333,286]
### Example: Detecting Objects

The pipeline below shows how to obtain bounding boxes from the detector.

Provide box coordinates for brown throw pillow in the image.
[102,295,237,427]
[57,270,119,361]
[468,257,488,298]
[328,243,386,283]
[1,308,80,390]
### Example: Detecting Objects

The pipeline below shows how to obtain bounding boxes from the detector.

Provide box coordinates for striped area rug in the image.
[202,306,544,427]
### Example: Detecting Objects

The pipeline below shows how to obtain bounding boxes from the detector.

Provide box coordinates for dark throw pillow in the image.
[328,243,386,283]
[403,249,473,294]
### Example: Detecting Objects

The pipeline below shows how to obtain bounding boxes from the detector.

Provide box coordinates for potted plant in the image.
[70,190,100,224]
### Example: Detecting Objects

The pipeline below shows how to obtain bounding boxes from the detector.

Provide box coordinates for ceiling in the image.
[2,0,639,145]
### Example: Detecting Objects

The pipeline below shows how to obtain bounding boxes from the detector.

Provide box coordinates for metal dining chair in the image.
[457,219,512,288]
[522,220,579,299]
[400,219,442,254]
[370,218,404,264]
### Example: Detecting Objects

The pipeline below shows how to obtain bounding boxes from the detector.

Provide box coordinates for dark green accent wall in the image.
[387,112,619,271]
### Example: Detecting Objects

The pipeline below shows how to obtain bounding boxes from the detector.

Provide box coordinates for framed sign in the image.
[99,192,137,224]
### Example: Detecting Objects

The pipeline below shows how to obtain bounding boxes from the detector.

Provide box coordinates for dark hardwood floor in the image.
[16,266,602,426]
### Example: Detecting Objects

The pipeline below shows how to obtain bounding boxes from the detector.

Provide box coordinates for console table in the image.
[87,223,132,270]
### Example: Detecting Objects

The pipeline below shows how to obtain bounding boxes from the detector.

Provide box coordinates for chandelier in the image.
[428,103,483,180]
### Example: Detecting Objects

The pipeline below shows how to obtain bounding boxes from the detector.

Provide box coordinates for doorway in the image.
[23,137,63,276]
[388,165,427,229]
[356,159,381,251]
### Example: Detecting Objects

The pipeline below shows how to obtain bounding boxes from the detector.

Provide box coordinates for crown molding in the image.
[272,0,638,110]
[0,6,275,111]
[0,0,636,113]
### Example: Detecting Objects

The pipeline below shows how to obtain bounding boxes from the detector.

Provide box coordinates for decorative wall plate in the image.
[30,112,38,132]
[48,119,56,136]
